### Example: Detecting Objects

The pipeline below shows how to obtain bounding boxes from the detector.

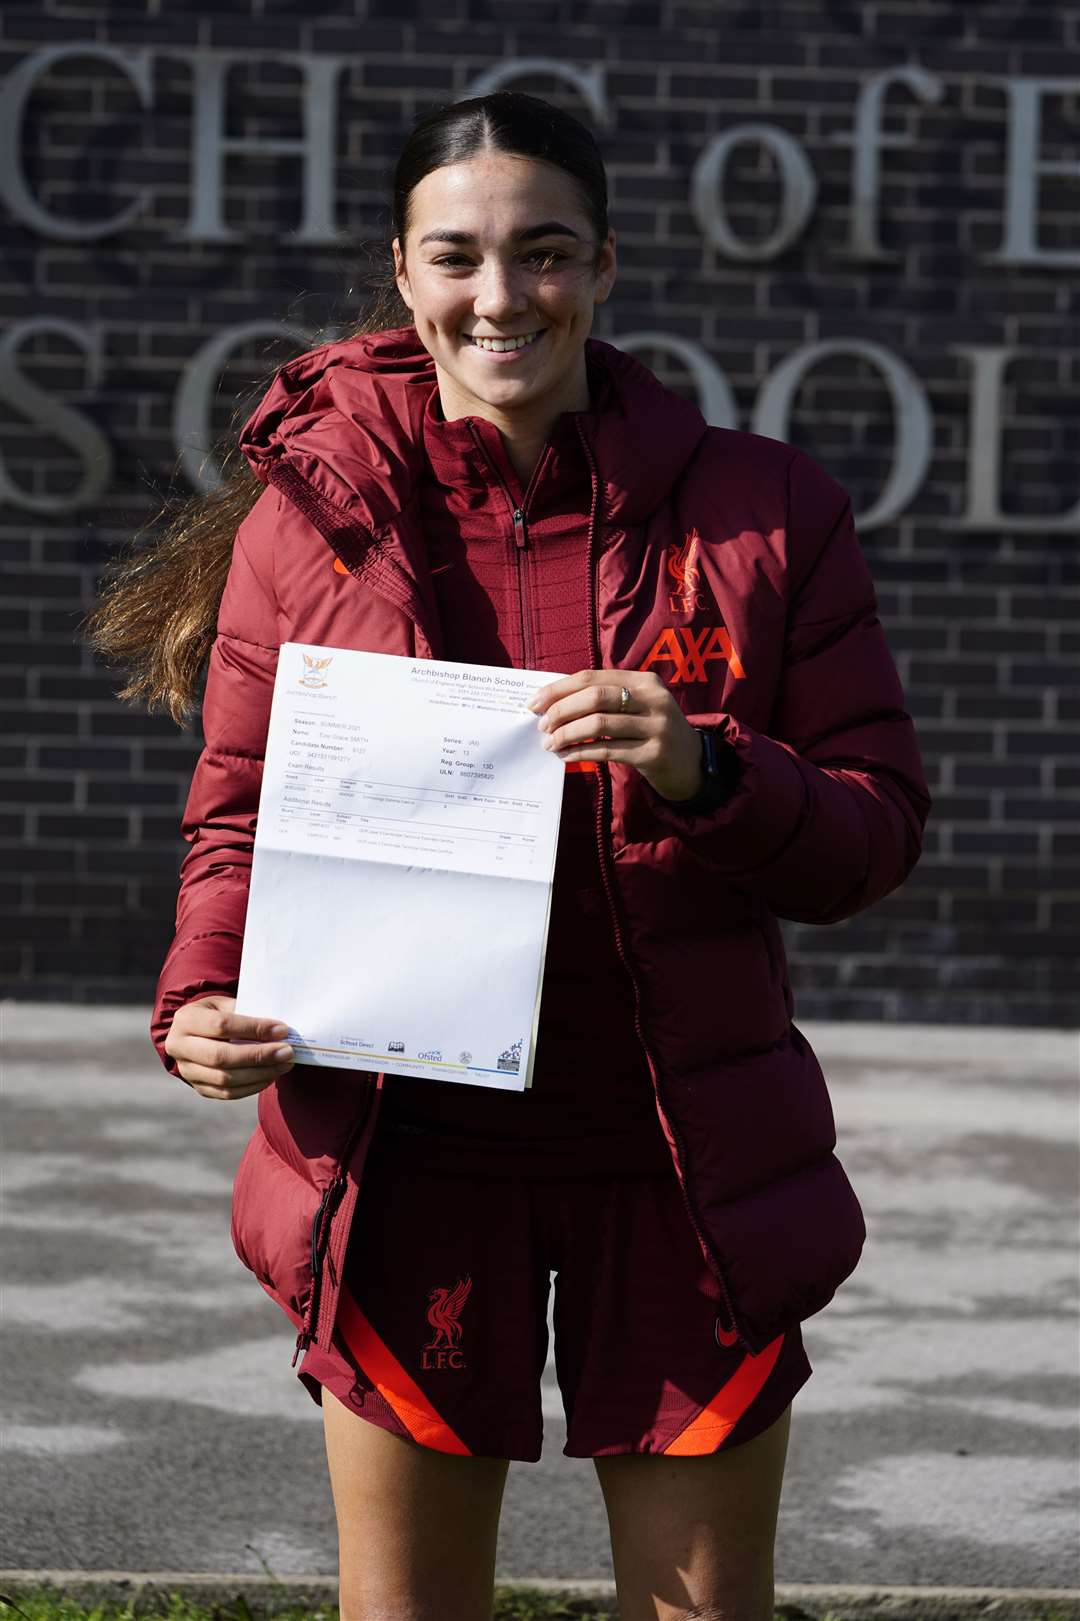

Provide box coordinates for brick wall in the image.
[2,0,1076,1026]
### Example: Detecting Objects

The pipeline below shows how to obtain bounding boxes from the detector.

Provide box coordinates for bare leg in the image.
[322,1387,510,1621]
[593,1401,793,1621]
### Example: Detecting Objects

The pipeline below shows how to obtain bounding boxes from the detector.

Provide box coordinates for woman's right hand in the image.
[165,994,296,1101]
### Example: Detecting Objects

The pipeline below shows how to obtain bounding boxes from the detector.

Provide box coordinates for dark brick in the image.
[2,3,1073,1025]
[954,761,1043,790]
[38,812,129,839]
[0,777,77,804]
[86,778,181,807]
[953,829,1040,856]
[953,692,1045,721]
[1005,728,1080,757]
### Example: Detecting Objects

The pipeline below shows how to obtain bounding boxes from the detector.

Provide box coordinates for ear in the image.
[392,237,414,312]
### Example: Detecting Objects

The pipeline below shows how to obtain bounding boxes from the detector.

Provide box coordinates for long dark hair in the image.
[83,90,610,724]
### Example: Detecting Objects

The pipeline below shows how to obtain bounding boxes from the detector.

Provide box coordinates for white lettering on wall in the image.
[0,49,1076,527]
[985,77,1080,266]
[0,45,153,238]
[947,346,1080,530]
[2,47,1074,262]
[691,124,817,260]
[175,49,351,245]
[174,321,329,490]
[752,340,934,530]
[0,320,114,512]
[6,321,1069,533]
[828,66,945,260]
[465,59,609,124]
[614,331,738,427]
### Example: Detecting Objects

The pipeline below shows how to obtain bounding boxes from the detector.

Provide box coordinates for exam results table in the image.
[4,1003,1077,1594]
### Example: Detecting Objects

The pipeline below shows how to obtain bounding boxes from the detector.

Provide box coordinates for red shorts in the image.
[297,1133,812,1462]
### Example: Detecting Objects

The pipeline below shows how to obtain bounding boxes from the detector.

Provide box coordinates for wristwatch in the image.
[664,726,740,814]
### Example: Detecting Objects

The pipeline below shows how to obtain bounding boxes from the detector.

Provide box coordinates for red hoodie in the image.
[150,327,930,1376]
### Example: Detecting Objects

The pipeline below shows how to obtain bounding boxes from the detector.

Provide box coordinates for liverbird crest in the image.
[667,528,701,595]
[423,1275,473,1350]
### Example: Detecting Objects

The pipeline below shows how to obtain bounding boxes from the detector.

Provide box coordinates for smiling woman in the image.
[87,86,930,1621]
[391,139,616,486]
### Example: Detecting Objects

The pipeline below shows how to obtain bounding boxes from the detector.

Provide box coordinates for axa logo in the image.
[420,1275,472,1371]
[639,531,747,685]
[639,624,746,685]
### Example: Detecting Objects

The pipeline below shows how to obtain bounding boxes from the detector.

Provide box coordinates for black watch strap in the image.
[663,726,739,814]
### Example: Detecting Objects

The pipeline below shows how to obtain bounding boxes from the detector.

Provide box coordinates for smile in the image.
[464,331,544,352]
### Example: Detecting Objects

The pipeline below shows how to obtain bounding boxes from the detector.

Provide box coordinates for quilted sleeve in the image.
[149,487,283,1076]
[643,448,932,924]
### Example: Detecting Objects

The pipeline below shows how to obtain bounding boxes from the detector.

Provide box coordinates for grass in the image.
[0,1594,622,1621]
[0,1592,627,1621]
[0,1590,1074,1621]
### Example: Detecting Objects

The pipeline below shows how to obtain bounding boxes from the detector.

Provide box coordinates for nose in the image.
[472,256,529,322]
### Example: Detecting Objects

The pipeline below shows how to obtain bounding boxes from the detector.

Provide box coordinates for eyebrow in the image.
[417,221,583,247]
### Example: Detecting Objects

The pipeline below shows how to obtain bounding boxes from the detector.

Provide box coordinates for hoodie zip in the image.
[291,1083,378,1369]
[573,419,757,1359]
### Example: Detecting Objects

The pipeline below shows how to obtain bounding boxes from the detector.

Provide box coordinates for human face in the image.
[392,151,616,432]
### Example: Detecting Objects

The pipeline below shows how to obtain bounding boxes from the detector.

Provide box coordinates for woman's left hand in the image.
[527,669,704,802]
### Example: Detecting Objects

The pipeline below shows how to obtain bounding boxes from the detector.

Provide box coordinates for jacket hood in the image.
[237,324,709,529]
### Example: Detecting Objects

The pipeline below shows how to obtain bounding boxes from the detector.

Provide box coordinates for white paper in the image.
[233,643,569,1090]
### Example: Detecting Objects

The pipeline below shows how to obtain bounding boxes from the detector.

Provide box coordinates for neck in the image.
[435,353,591,490]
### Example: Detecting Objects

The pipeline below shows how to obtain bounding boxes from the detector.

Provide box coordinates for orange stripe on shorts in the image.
[662,1333,785,1455]
[335,1281,472,1455]
[564,760,599,773]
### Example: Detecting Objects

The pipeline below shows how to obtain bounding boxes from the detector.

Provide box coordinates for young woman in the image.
[88,91,931,1621]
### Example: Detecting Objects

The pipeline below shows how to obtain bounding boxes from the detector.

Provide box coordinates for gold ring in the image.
[618,685,631,713]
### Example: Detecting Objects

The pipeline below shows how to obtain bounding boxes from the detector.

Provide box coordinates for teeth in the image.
[469,332,540,352]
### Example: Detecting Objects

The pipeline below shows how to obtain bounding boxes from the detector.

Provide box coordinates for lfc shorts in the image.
[296,1134,812,1462]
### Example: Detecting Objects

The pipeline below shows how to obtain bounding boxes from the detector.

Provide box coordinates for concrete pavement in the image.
[2,1004,1077,1590]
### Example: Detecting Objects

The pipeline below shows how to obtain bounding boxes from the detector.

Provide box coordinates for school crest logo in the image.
[298,652,333,688]
[421,1275,472,1370]
[639,530,747,685]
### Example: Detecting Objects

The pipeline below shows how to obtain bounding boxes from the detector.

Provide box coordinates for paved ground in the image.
[2,1004,1077,1589]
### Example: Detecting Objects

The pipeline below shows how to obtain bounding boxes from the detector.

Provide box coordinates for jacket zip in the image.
[512,505,531,667]
[573,419,758,1359]
[291,1083,378,1368]
[275,455,755,1357]
[467,421,542,669]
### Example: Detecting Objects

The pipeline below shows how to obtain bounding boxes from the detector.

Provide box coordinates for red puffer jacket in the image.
[150,326,931,1377]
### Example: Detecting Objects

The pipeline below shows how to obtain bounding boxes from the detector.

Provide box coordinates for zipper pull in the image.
[292,1328,311,1368]
[714,1311,740,1350]
[310,1184,334,1278]
[511,508,528,549]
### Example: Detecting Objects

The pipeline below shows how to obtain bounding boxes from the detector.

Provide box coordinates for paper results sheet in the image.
[233,643,569,1090]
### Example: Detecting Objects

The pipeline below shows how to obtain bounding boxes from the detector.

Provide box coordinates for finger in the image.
[537,680,646,736]
[176,1032,295,1073]
[179,1059,291,1096]
[526,669,611,716]
[189,1076,280,1102]
[182,1002,291,1044]
[552,740,644,767]
[544,710,657,753]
